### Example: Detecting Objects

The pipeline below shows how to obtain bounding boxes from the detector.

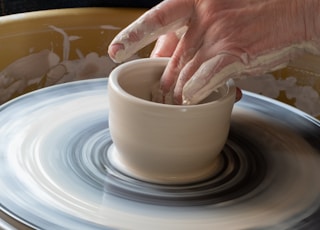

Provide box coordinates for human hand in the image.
[108,0,320,105]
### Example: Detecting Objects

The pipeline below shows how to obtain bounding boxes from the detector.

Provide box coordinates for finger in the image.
[174,44,248,104]
[182,53,244,105]
[159,20,206,96]
[150,32,179,58]
[172,38,224,104]
[172,54,206,104]
[108,0,193,63]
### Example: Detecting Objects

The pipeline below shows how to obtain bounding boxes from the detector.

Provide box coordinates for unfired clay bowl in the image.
[107,58,236,184]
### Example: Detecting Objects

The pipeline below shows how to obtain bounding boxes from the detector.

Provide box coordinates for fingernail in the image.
[182,96,192,105]
[235,87,242,102]
[108,43,125,62]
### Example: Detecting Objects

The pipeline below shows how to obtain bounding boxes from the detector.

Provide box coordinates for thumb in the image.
[182,40,320,105]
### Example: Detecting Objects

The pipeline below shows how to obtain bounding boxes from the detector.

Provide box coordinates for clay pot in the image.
[107,58,236,184]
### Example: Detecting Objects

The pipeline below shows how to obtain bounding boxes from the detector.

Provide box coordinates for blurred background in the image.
[0,0,163,15]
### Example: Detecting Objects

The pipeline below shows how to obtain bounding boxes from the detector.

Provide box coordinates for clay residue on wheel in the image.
[0,25,122,104]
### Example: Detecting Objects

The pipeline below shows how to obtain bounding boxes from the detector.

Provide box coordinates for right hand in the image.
[109,0,320,105]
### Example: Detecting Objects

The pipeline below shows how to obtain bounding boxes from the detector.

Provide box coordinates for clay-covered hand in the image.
[108,0,320,105]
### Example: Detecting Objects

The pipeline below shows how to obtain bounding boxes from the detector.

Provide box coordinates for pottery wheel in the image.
[0,79,320,229]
